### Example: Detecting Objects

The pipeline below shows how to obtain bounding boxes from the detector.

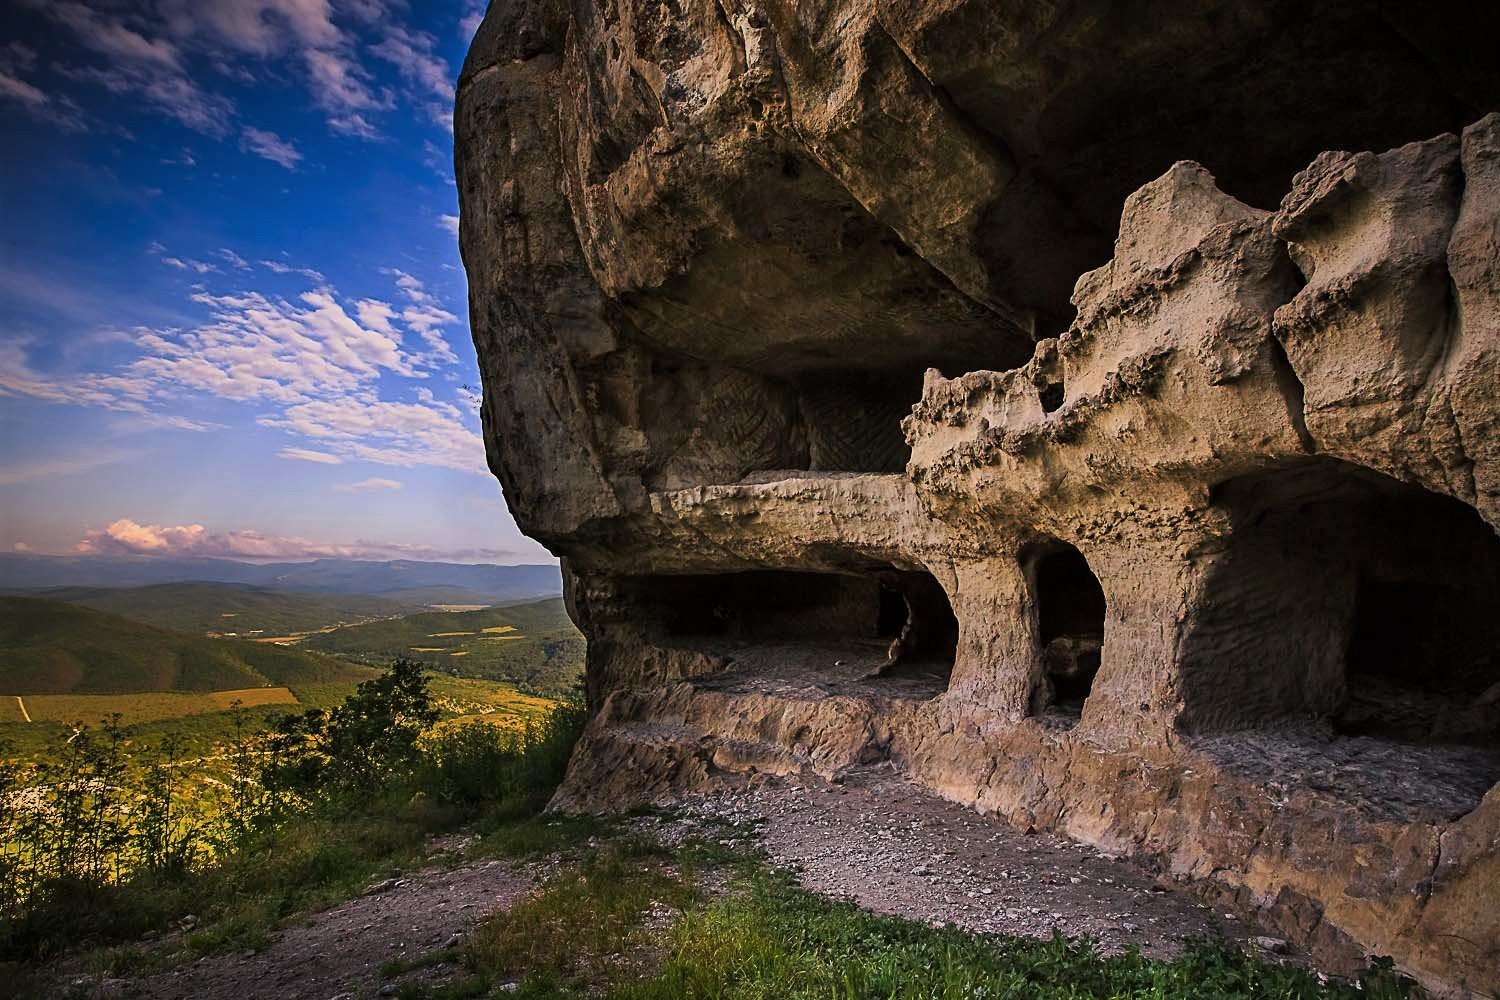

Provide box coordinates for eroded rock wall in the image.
[457,3,1500,993]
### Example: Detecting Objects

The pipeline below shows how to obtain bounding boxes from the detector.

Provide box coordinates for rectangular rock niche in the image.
[632,568,958,698]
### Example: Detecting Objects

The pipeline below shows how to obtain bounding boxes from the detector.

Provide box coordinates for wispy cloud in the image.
[261,395,484,472]
[162,256,219,274]
[278,446,342,465]
[261,258,325,282]
[385,269,459,364]
[26,0,448,146]
[74,516,513,562]
[32,2,234,135]
[459,1,487,41]
[0,447,143,487]
[0,339,218,431]
[0,41,87,130]
[240,126,302,169]
[438,214,460,237]
[336,476,403,493]
[3,265,477,472]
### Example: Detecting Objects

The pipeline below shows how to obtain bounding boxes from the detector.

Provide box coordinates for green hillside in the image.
[37,582,406,636]
[300,597,585,696]
[0,596,373,695]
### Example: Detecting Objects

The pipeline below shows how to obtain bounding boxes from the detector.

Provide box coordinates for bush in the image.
[419,698,586,819]
[0,662,588,968]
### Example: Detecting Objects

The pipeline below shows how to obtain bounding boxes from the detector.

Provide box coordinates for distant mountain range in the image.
[0,555,562,605]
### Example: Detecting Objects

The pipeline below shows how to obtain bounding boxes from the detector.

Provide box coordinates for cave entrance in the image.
[1028,542,1106,719]
[1185,459,1500,748]
[631,567,957,695]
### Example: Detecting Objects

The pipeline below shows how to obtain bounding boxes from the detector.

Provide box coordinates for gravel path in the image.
[109,857,531,1000]
[667,763,1258,960]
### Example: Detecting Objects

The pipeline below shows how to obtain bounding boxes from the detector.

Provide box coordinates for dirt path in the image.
[86,766,1278,998]
[111,859,532,1000]
[666,764,1259,960]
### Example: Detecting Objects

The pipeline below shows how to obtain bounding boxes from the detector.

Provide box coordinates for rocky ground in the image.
[89,769,1286,999]
[107,847,531,1000]
[659,764,1256,960]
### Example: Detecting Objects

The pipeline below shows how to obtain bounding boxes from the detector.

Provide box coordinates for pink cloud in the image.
[75,517,512,562]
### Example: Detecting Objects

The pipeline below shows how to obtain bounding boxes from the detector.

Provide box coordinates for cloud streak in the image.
[240,126,302,169]
[74,516,514,562]
[336,476,403,493]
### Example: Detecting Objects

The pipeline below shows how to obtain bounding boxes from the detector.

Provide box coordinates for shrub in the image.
[419,697,586,819]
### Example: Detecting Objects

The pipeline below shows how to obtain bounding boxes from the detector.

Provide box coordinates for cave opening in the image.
[1186,459,1500,749]
[629,567,957,695]
[1028,543,1106,719]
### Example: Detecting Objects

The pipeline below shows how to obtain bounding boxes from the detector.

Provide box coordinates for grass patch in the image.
[467,837,694,985]
[473,813,619,859]
[453,839,1424,1000]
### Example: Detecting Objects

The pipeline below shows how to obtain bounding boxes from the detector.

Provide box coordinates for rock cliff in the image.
[456,3,1500,993]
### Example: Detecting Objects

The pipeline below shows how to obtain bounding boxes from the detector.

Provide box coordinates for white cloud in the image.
[278,446,342,465]
[261,395,485,472]
[438,215,460,237]
[3,266,477,473]
[459,1,486,41]
[371,26,453,102]
[261,258,325,282]
[74,517,514,562]
[385,269,459,364]
[240,126,302,169]
[0,339,217,431]
[159,0,342,56]
[328,112,380,139]
[336,476,403,493]
[217,248,251,270]
[162,256,219,274]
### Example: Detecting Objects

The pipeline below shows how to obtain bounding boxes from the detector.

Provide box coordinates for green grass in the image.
[36,583,408,637]
[301,598,584,697]
[0,596,373,695]
[453,848,1424,1000]
[467,837,693,983]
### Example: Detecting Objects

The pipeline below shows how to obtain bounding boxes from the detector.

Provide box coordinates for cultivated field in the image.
[13,687,300,726]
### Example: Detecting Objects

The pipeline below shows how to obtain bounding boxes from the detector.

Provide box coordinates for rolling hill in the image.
[0,596,373,695]
[300,597,585,697]
[0,555,562,604]
[34,583,407,637]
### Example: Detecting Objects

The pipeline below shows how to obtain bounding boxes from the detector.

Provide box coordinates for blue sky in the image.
[0,0,555,564]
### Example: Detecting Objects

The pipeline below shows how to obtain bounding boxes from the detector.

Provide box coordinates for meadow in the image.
[300,598,585,697]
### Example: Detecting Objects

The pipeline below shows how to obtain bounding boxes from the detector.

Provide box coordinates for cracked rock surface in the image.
[457,2,1500,994]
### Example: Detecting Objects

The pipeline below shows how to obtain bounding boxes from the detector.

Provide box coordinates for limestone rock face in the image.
[457,4,1500,993]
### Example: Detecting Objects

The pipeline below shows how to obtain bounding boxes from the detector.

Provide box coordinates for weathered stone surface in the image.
[457,4,1500,994]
